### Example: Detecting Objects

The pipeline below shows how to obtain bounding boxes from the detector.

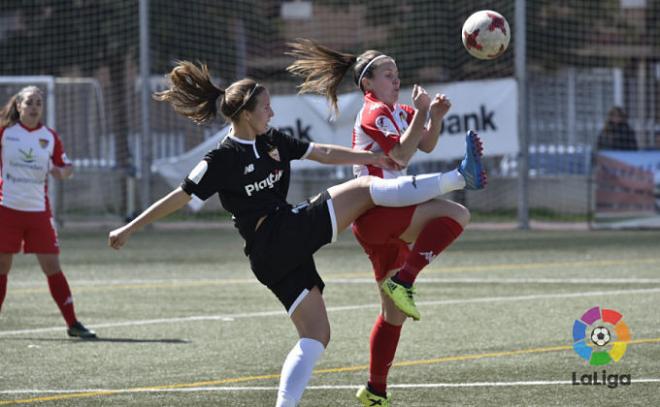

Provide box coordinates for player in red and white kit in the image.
[288,39,486,406]
[0,86,95,338]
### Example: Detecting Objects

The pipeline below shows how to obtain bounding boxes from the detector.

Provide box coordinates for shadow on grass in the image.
[0,337,191,344]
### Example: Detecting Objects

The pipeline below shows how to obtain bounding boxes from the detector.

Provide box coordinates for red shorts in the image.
[352,205,416,281]
[0,205,60,254]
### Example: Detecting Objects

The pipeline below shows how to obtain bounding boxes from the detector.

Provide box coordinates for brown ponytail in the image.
[153,61,224,125]
[286,38,357,115]
[154,61,265,125]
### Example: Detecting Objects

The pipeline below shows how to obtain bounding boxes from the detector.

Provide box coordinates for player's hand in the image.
[49,166,73,180]
[429,94,451,121]
[411,84,431,112]
[372,153,404,171]
[108,226,132,250]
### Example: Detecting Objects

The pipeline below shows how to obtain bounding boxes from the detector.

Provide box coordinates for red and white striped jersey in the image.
[352,91,414,179]
[0,123,71,212]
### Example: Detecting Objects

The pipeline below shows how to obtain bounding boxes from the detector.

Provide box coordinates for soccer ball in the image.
[591,326,611,347]
[462,10,511,60]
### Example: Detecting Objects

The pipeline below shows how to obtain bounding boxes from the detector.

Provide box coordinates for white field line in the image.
[2,378,660,395]
[1,287,660,337]
[9,276,660,289]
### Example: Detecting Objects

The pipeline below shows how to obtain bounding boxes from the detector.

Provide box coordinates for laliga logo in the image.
[571,306,632,388]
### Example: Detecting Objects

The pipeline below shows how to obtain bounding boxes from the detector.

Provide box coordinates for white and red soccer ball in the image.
[462,10,511,60]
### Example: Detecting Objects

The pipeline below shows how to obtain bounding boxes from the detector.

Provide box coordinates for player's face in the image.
[17,91,43,127]
[365,60,400,105]
[246,90,274,135]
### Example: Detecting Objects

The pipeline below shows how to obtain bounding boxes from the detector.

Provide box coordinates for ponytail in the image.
[153,61,224,125]
[0,94,20,128]
[286,38,357,115]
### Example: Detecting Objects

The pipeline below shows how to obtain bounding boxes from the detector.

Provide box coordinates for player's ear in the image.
[361,77,371,92]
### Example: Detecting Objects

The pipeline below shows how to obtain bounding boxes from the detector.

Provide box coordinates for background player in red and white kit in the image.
[288,39,486,406]
[0,86,96,339]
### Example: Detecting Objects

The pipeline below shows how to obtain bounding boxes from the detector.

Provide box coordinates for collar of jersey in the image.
[226,129,260,159]
[227,131,256,145]
[18,122,44,132]
[364,91,396,112]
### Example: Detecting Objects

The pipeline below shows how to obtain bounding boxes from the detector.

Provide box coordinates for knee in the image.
[314,328,331,348]
[357,175,378,189]
[302,321,331,348]
[321,330,331,348]
[451,204,471,227]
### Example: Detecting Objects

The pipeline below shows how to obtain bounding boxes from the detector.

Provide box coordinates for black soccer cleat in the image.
[67,321,97,339]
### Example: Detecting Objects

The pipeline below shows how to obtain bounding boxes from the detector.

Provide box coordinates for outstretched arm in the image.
[307,143,400,171]
[108,187,192,250]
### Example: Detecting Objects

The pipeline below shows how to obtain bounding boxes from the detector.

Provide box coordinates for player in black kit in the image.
[108,61,485,407]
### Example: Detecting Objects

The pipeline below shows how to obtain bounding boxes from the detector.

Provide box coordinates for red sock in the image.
[47,272,77,327]
[0,275,7,312]
[395,217,464,285]
[368,314,402,395]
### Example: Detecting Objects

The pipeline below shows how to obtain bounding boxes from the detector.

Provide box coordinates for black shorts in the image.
[249,191,336,311]
[268,257,325,315]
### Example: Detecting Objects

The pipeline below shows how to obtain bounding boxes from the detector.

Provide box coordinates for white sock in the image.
[369,170,465,207]
[276,338,325,407]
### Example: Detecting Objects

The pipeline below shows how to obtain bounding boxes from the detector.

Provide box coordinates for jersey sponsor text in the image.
[244,170,283,196]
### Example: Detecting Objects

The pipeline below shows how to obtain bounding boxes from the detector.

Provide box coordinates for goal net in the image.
[1,1,658,227]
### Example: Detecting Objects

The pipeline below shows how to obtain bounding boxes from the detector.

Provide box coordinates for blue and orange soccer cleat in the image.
[458,130,487,190]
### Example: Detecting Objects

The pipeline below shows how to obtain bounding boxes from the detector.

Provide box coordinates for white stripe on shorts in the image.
[288,288,310,316]
[325,198,338,243]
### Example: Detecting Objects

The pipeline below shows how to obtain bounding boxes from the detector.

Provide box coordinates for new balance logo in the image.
[244,163,254,174]
[419,250,436,263]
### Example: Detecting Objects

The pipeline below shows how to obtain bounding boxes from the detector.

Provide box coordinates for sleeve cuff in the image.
[300,142,314,160]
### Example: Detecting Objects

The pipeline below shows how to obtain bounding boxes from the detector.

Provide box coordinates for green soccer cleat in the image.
[67,321,97,339]
[380,278,420,321]
[356,385,391,406]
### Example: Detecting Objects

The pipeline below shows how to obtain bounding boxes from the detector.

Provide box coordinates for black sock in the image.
[391,274,412,289]
[367,383,388,398]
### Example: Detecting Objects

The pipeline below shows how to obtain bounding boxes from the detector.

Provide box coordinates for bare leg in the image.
[277,287,329,407]
[327,176,376,233]
[290,286,331,346]
[35,254,62,276]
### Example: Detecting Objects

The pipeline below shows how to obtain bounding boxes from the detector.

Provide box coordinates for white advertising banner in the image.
[278,77,519,168]
[154,78,518,208]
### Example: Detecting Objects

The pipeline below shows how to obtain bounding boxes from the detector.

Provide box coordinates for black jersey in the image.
[181,128,313,251]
